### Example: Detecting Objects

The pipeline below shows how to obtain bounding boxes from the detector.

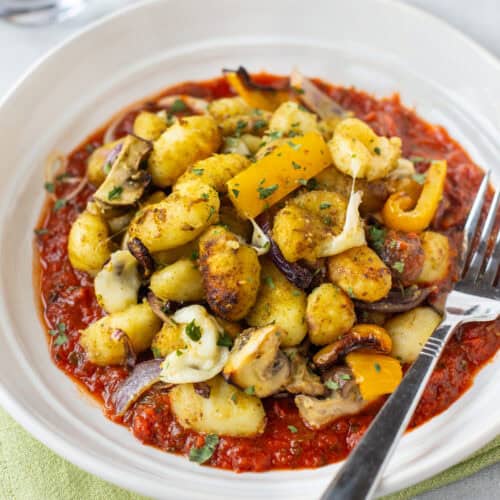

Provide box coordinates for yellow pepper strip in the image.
[346,351,403,401]
[382,160,447,232]
[226,132,332,218]
[225,72,290,112]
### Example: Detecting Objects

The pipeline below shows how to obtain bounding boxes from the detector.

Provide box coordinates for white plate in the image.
[0,0,498,498]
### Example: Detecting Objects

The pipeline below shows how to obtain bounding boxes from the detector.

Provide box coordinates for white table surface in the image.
[0,1,498,499]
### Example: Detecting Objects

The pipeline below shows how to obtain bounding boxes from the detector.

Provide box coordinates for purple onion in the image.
[355,286,434,314]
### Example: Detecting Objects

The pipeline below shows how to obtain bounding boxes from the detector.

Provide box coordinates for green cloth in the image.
[0,405,497,500]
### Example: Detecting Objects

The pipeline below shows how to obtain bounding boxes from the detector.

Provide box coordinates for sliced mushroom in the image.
[128,236,155,277]
[94,134,152,210]
[223,325,291,397]
[223,66,288,92]
[284,348,325,396]
[295,367,367,429]
[146,291,178,323]
[94,250,141,314]
[313,324,392,369]
[354,285,434,313]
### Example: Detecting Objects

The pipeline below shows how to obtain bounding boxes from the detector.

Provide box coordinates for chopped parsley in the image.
[151,347,161,358]
[346,287,355,298]
[108,186,123,200]
[322,216,333,226]
[207,206,215,221]
[287,140,301,151]
[235,120,248,137]
[44,182,55,193]
[319,202,331,210]
[252,119,267,131]
[103,162,112,175]
[231,393,238,403]
[53,198,67,211]
[190,250,199,261]
[201,192,209,201]
[217,331,233,348]
[34,228,49,236]
[292,290,302,297]
[188,434,219,464]
[412,172,426,185]
[369,226,387,252]
[264,275,275,289]
[409,156,427,164]
[339,374,351,381]
[292,161,303,170]
[325,380,339,390]
[176,349,184,357]
[169,98,187,113]
[392,261,405,273]
[373,147,381,155]
[268,130,283,141]
[244,386,256,395]
[374,362,381,373]
[192,168,204,176]
[292,86,305,95]
[49,322,68,346]
[288,425,298,433]
[85,144,96,153]
[185,320,202,341]
[257,183,279,199]
[231,188,240,198]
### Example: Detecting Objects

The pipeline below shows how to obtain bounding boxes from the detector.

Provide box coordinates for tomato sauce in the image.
[34,74,500,472]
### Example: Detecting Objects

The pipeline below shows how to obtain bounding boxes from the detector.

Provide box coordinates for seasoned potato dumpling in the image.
[79,302,162,366]
[169,376,265,437]
[148,115,221,187]
[150,258,204,302]
[327,245,392,302]
[68,211,113,276]
[416,231,450,284]
[94,250,141,313]
[175,153,249,193]
[306,283,356,345]
[328,118,401,180]
[86,139,123,187]
[127,180,219,253]
[247,259,307,347]
[268,101,318,136]
[208,97,252,121]
[133,111,167,141]
[385,307,442,363]
[151,321,185,358]
[199,226,260,320]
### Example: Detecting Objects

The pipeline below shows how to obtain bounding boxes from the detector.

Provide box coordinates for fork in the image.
[321,171,500,500]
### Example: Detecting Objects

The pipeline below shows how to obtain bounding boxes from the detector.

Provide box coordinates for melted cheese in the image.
[160,305,229,383]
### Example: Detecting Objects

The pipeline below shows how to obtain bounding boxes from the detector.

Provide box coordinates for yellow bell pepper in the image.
[346,351,403,401]
[382,160,447,232]
[225,72,290,112]
[226,132,332,218]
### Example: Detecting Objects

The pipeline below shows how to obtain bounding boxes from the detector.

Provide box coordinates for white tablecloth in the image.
[0,1,498,498]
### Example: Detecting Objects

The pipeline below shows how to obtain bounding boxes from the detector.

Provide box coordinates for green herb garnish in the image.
[188,434,219,464]
[201,192,209,201]
[235,120,248,137]
[257,184,279,199]
[339,374,351,381]
[244,386,256,395]
[108,186,123,200]
[151,346,162,358]
[373,147,381,155]
[170,99,187,113]
[49,322,68,346]
[319,202,331,210]
[412,173,426,185]
[368,226,387,252]
[217,331,233,348]
[44,182,55,193]
[392,261,405,273]
[288,425,298,433]
[53,198,67,211]
[185,320,202,341]
[190,250,199,261]
[291,161,302,170]
[287,141,301,151]
[103,162,112,175]
[192,168,204,176]
[374,363,381,373]
[325,380,340,390]
[231,188,240,198]
[34,228,49,236]
[264,276,275,289]
[252,119,267,131]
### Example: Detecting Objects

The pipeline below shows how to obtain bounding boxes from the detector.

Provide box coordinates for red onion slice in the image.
[112,359,164,416]
[355,286,434,313]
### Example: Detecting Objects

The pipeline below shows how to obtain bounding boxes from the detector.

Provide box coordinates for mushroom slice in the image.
[94,134,152,209]
[223,325,291,398]
[313,324,392,369]
[295,367,367,429]
[128,236,155,277]
[94,250,141,314]
[284,348,325,396]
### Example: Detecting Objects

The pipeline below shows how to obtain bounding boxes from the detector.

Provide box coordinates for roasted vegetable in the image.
[284,349,325,396]
[306,283,356,345]
[79,302,161,366]
[385,306,442,363]
[128,180,219,253]
[148,115,221,187]
[223,325,290,397]
[93,135,152,209]
[169,375,265,437]
[382,161,447,232]
[246,259,307,347]
[313,324,393,368]
[94,250,141,313]
[68,210,113,276]
[150,258,204,302]
[328,118,402,180]
[416,231,450,284]
[226,132,332,218]
[345,352,402,401]
[327,245,392,302]
[199,226,260,321]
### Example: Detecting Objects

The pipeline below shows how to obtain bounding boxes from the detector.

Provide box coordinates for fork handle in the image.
[320,315,461,500]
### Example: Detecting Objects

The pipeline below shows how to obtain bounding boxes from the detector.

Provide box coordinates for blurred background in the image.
[0,0,498,499]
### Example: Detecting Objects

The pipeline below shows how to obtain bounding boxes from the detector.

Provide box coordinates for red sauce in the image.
[34,74,500,472]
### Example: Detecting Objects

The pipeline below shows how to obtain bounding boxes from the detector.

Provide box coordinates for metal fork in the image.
[321,171,500,500]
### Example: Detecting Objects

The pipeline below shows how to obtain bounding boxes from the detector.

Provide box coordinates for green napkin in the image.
[0,405,497,500]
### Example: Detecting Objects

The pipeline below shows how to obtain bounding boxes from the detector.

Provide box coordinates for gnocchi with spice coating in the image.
[416,231,450,284]
[133,111,168,141]
[268,101,319,136]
